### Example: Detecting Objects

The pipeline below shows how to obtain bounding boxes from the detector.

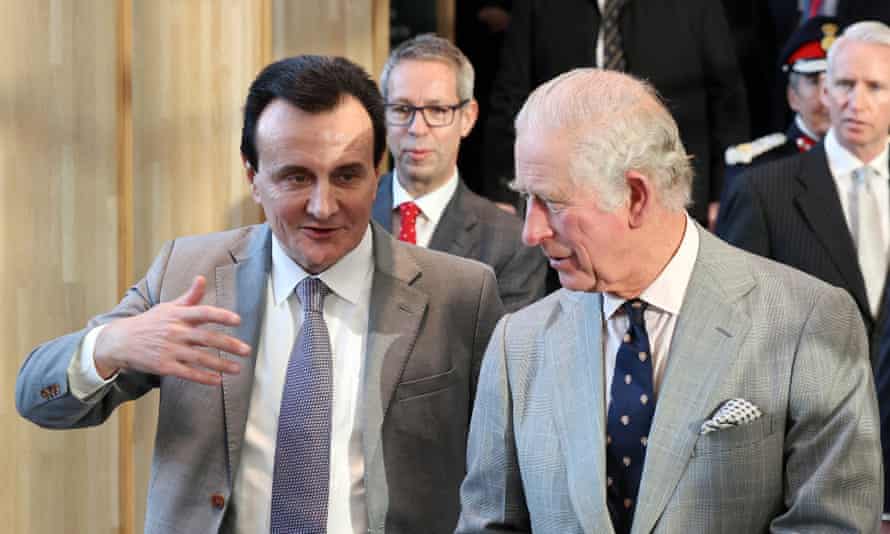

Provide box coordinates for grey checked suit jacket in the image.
[373,174,548,312]
[457,225,882,533]
[16,222,504,534]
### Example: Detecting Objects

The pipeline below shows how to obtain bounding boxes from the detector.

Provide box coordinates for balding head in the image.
[515,69,692,212]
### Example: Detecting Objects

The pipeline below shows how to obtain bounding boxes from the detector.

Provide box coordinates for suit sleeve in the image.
[714,171,771,257]
[771,286,883,532]
[698,0,750,201]
[497,243,548,313]
[482,0,533,202]
[14,242,173,428]
[458,315,532,533]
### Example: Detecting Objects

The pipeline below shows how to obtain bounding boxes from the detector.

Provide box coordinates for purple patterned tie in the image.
[270,277,332,533]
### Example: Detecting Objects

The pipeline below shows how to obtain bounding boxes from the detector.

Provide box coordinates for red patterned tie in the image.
[398,201,421,244]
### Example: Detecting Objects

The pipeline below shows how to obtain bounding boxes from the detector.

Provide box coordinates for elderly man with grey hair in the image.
[456,68,882,533]
[372,34,548,312]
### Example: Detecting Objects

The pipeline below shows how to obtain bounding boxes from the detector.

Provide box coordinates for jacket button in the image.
[210,493,225,509]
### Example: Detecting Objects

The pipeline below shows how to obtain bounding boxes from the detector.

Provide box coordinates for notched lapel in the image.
[632,233,753,534]
[361,226,429,471]
[793,147,868,313]
[373,174,396,233]
[548,292,614,534]
[217,226,271,487]
[428,184,478,257]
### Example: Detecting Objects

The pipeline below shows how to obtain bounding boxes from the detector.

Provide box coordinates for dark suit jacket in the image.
[483,0,750,224]
[16,223,504,533]
[373,174,548,312]
[722,121,808,202]
[715,142,888,358]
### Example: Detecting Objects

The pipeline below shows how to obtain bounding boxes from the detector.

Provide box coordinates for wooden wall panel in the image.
[129,2,268,532]
[272,0,390,80]
[0,2,121,534]
[2,1,389,532]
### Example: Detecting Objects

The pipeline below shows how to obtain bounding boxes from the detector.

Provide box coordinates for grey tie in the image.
[270,277,333,533]
[602,0,629,71]
[849,166,886,317]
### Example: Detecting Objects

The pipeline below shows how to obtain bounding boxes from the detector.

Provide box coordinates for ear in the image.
[787,84,801,113]
[459,98,479,138]
[820,79,832,109]
[242,154,261,203]
[625,170,652,228]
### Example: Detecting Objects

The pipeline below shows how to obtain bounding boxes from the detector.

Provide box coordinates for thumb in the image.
[175,275,206,306]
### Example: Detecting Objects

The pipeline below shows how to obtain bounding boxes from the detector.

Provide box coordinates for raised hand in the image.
[93,276,252,386]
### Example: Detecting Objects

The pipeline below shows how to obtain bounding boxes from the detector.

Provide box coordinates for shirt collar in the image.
[603,212,700,320]
[391,169,460,227]
[825,128,890,181]
[271,225,374,306]
[794,114,820,142]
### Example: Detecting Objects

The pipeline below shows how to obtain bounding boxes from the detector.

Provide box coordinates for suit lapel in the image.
[361,223,429,522]
[632,229,753,534]
[373,172,396,233]
[548,291,615,534]
[216,225,271,487]
[793,145,870,318]
[428,181,479,257]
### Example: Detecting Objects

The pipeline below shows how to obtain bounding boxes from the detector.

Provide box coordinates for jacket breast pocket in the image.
[692,415,775,457]
[395,367,457,402]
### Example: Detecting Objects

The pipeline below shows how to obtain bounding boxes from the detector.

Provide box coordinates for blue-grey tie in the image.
[270,277,333,533]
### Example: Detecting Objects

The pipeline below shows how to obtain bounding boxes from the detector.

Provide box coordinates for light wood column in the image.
[0,1,122,533]
[129,2,267,531]
[271,0,391,79]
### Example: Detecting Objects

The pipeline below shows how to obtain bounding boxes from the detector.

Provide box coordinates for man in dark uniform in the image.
[723,16,841,194]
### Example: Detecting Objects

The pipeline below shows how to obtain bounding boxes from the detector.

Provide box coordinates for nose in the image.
[307,179,337,220]
[407,109,431,135]
[848,82,869,110]
[522,197,553,247]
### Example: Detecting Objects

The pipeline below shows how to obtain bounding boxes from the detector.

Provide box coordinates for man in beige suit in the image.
[457,68,882,533]
[16,55,503,533]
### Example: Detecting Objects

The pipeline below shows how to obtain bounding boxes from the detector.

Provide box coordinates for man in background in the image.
[722,16,840,193]
[373,34,547,312]
[717,21,890,363]
[482,0,749,229]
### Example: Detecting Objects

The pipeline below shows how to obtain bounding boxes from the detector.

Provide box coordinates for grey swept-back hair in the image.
[380,33,475,101]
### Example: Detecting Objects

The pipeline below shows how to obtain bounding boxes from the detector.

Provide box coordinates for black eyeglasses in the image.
[384,100,470,127]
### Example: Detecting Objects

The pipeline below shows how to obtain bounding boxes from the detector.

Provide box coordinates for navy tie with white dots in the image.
[270,277,332,534]
[605,298,655,534]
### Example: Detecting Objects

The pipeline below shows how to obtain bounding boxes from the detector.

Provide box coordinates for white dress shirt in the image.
[391,169,459,248]
[602,213,699,406]
[67,226,376,534]
[234,228,374,534]
[824,129,890,312]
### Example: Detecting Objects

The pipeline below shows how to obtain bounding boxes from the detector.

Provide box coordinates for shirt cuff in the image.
[882,513,890,521]
[67,324,118,401]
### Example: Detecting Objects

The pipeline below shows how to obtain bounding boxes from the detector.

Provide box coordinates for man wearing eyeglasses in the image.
[372,34,548,313]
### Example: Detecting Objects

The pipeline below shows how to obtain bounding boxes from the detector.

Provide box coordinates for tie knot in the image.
[399,201,421,220]
[855,166,872,185]
[296,277,330,314]
[621,299,647,326]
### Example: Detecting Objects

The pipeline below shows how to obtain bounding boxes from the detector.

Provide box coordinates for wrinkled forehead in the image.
[513,124,578,194]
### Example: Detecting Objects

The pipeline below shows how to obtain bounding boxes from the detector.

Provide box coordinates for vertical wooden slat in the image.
[437,0,455,42]
[116,0,135,533]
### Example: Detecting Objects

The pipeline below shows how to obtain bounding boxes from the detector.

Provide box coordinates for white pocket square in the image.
[700,398,763,435]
